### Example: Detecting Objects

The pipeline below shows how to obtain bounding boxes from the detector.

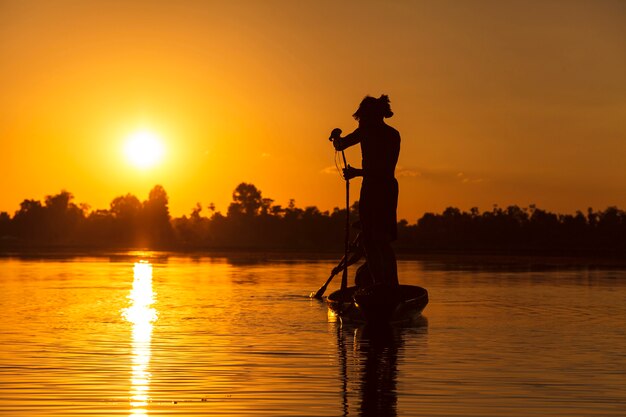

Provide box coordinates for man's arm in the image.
[332,129,361,151]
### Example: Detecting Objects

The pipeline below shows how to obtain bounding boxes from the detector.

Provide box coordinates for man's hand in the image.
[342,165,362,180]
[329,128,342,141]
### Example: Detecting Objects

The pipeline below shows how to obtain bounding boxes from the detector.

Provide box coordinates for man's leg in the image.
[362,234,385,285]
[381,241,398,286]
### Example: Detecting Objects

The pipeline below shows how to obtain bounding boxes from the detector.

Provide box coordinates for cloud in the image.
[321,164,486,184]
[396,167,422,177]
[399,166,487,184]
[456,171,485,184]
[321,165,340,175]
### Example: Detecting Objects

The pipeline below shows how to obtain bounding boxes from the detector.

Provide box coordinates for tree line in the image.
[1,183,625,255]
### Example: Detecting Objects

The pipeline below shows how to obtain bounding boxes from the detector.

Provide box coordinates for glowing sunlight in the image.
[122,261,158,416]
[124,131,165,169]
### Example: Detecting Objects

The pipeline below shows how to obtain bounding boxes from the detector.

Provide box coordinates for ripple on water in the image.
[0,257,625,416]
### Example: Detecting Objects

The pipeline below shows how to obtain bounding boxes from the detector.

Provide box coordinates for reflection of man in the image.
[359,326,400,417]
[331,95,400,287]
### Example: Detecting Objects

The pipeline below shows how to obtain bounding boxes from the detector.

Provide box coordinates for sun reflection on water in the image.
[121,261,158,416]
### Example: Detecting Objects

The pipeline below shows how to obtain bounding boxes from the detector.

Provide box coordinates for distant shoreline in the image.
[2,246,626,269]
[4,186,626,258]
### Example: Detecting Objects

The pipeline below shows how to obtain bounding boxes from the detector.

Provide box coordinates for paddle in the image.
[340,153,350,293]
[311,128,351,298]
[331,129,350,291]
[310,255,346,299]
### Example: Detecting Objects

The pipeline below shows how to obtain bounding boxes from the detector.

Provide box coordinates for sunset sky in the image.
[1,0,624,221]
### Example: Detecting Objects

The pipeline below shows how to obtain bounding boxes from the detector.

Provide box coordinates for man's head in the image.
[353,95,393,123]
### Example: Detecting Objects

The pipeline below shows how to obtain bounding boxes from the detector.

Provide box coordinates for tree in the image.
[109,193,142,245]
[143,185,173,246]
[110,194,142,219]
[0,212,10,237]
[13,199,45,240]
[228,183,263,216]
[42,190,84,242]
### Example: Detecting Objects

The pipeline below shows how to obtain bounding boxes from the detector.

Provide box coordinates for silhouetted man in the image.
[331,95,399,287]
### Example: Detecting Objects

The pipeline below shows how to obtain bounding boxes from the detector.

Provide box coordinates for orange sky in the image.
[1,0,625,221]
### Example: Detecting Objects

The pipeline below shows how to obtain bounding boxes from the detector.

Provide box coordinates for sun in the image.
[124,130,165,169]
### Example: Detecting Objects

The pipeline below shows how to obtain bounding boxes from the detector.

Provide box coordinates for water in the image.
[0,254,625,416]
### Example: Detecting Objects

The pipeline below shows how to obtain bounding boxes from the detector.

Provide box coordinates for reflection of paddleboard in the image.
[327,284,428,324]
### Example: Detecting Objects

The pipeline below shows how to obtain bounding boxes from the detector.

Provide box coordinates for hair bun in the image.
[377,95,394,118]
[353,94,393,121]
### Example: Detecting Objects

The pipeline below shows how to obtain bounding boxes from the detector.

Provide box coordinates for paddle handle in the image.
[341,150,349,290]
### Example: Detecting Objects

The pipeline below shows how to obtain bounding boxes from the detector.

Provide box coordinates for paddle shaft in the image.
[341,150,349,290]
[311,254,346,299]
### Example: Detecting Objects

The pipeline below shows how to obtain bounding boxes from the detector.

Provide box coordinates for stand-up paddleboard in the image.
[327,284,428,324]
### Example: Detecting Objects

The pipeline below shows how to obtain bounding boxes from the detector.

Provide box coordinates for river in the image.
[0,253,624,416]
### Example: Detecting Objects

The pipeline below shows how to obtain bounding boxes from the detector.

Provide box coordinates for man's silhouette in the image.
[331,95,399,287]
